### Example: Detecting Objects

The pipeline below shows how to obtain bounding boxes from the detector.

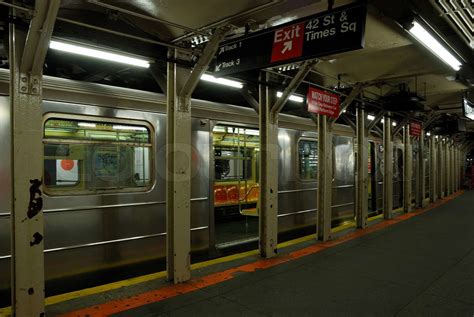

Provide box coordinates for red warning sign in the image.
[307,86,340,118]
[410,121,422,137]
[270,22,305,63]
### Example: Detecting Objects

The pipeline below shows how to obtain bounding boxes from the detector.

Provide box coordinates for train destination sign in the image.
[307,86,340,118]
[410,121,422,137]
[213,2,367,76]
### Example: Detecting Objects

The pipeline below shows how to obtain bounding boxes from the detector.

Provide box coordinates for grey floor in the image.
[115,191,474,316]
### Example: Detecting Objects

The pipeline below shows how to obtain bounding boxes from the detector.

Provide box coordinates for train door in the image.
[424,138,430,199]
[368,141,381,216]
[331,136,356,227]
[412,140,418,204]
[393,147,404,209]
[212,125,260,249]
[375,142,384,212]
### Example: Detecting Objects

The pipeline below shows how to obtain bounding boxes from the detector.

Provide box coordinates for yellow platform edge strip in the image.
[0,232,318,316]
[0,206,424,316]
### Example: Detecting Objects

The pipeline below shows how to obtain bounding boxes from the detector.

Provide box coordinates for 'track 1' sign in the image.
[307,87,340,118]
[213,2,367,76]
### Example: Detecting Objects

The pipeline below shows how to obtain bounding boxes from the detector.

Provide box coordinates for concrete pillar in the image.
[355,107,368,228]
[383,115,393,219]
[317,115,333,240]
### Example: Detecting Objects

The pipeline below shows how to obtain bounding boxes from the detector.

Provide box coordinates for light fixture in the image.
[49,40,150,68]
[392,121,397,127]
[367,114,376,121]
[112,125,148,131]
[200,74,243,89]
[78,122,96,128]
[426,132,431,136]
[276,91,304,103]
[408,21,462,71]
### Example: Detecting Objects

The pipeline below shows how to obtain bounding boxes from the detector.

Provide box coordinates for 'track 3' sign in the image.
[213,2,367,76]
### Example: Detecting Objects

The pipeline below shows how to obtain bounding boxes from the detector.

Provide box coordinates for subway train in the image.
[0,69,427,304]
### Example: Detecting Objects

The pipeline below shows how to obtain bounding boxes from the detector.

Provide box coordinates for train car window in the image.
[298,139,318,180]
[43,118,152,195]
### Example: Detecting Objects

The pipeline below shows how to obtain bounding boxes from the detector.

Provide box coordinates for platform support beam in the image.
[417,130,426,207]
[166,27,228,283]
[437,139,443,198]
[403,125,413,212]
[258,60,315,257]
[451,143,456,193]
[445,140,450,196]
[429,135,437,202]
[355,107,368,228]
[258,72,278,258]
[317,115,333,240]
[9,1,60,315]
[383,115,393,219]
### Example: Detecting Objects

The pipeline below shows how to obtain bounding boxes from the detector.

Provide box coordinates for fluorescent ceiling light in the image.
[78,122,96,128]
[276,91,304,103]
[367,114,376,121]
[112,125,147,131]
[201,74,243,89]
[408,21,462,71]
[49,40,150,68]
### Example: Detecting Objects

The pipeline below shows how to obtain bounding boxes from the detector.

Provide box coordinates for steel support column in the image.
[383,115,393,219]
[429,135,437,202]
[317,115,332,240]
[258,72,279,258]
[9,1,59,315]
[355,107,368,228]
[417,130,426,207]
[403,125,413,212]
[451,143,455,193]
[166,27,228,283]
[258,60,315,257]
[445,140,451,196]
[437,139,444,198]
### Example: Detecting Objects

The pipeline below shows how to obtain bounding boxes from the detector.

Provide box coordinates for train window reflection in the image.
[43,117,153,195]
[298,139,318,180]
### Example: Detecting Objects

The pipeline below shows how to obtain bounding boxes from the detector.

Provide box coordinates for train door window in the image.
[298,139,318,180]
[43,117,153,195]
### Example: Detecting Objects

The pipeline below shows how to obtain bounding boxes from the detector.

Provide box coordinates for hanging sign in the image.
[410,121,422,137]
[307,86,340,118]
[213,2,367,76]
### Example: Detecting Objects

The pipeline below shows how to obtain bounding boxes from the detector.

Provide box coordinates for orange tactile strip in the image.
[59,191,463,317]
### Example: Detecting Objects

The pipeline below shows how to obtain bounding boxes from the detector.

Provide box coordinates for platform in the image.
[1,191,472,317]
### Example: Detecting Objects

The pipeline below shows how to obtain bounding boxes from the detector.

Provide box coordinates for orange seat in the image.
[227,185,239,203]
[214,186,228,205]
[247,185,259,202]
[239,185,248,201]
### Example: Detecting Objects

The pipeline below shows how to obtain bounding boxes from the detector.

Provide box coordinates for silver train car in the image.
[0,70,411,303]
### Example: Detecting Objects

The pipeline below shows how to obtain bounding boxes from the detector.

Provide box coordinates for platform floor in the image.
[37,191,474,316]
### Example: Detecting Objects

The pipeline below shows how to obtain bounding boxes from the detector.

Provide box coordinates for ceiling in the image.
[0,0,473,138]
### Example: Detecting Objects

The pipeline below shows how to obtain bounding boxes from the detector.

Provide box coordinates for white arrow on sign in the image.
[281,40,292,54]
